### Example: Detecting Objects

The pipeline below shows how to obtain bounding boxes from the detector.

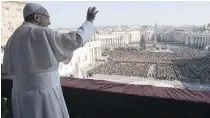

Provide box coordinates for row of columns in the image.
[185,37,210,47]
[89,47,101,64]
[58,41,102,78]
[76,46,101,78]
[101,38,123,47]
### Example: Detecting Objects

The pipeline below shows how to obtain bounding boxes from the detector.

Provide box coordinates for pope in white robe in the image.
[2,3,99,118]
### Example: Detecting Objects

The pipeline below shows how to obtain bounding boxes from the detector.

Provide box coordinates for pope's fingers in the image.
[94,10,99,15]
[87,7,91,13]
[90,7,96,13]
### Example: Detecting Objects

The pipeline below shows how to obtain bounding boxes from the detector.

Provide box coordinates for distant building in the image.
[95,33,131,49]
[171,30,189,43]
[205,23,210,30]
[185,32,210,48]
[160,31,173,42]
[130,30,141,43]
[59,40,102,78]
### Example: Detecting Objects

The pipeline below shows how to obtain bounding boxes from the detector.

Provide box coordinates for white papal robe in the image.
[2,21,96,118]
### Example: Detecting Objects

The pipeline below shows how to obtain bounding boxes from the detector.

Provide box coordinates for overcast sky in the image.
[30,1,210,29]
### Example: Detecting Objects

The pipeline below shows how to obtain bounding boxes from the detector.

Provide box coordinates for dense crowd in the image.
[156,64,178,80]
[88,45,210,83]
[169,46,208,60]
[175,57,210,83]
[106,46,208,63]
[88,62,150,77]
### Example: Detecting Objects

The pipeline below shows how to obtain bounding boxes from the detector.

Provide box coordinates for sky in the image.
[29,1,210,29]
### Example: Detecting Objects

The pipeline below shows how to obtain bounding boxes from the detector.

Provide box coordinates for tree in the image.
[140,35,146,50]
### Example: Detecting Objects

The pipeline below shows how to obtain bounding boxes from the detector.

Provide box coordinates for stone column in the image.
[192,38,194,45]
[95,48,98,61]
[201,37,203,46]
[200,37,202,46]
[206,37,208,46]
[205,38,207,46]
[185,37,188,45]
[98,47,100,59]
[194,37,196,46]
[88,49,91,64]
[193,38,196,46]
[98,47,101,59]
[90,49,93,64]
[92,48,95,64]
[196,38,198,46]
[96,47,98,60]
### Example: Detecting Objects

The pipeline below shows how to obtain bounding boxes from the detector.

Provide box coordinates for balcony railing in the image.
[2,76,210,118]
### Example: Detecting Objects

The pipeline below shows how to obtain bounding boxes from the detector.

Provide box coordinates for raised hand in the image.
[86,7,99,23]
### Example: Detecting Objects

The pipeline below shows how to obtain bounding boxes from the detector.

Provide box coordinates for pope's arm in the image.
[44,21,96,64]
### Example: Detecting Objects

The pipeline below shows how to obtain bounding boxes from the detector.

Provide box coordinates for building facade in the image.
[171,30,188,43]
[1,1,26,46]
[59,40,102,78]
[184,33,210,48]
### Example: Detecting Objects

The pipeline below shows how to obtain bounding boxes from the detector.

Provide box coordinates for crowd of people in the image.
[88,62,150,77]
[88,45,210,83]
[169,46,208,60]
[156,64,178,80]
[175,57,210,83]
[107,46,208,63]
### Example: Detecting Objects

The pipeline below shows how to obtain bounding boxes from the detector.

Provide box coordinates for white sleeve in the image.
[44,21,96,64]
[61,21,96,64]
[77,21,96,45]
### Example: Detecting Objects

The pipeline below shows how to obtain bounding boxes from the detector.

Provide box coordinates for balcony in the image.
[2,75,210,118]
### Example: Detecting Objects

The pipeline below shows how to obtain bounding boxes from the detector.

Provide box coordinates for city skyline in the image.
[30,1,210,29]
